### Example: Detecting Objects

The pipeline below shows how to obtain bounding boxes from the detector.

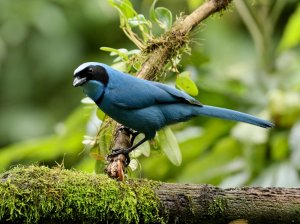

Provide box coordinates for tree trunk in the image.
[1,166,299,223]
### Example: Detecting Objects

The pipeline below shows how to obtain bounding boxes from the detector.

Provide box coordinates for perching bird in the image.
[73,62,273,161]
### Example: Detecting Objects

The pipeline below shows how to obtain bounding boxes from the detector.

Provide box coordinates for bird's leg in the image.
[116,126,140,149]
[129,130,140,145]
[108,137,148,166]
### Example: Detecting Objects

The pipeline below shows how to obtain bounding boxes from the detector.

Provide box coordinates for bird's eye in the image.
[88,67,93,74]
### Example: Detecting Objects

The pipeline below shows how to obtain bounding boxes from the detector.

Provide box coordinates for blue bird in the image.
[73,62,274,162]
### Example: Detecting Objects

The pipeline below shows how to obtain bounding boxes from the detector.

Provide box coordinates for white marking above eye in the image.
[74,62,101,75]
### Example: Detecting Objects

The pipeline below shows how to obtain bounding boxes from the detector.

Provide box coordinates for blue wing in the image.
[150,81,202,106]
[105,67,201,110]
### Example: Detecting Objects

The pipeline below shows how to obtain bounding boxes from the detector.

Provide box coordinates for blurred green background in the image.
[1,0,300,187]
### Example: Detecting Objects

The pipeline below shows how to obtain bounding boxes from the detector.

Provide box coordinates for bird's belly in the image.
[99,102,165,138]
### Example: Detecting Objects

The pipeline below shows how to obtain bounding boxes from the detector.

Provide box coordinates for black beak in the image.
[73,76,87,87]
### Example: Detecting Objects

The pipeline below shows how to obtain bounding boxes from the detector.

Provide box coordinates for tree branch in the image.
[158,183,300,224]
[136,0,232,80]
[1,166,299,223]
[106,0,233,180]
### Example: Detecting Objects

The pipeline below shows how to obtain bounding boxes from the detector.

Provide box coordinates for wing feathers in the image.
[105,67,201,110]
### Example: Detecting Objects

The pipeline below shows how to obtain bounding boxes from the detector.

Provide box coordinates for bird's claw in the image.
[108,149,131,166]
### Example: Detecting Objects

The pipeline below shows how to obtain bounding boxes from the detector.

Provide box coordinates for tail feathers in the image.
[195,105,274,128]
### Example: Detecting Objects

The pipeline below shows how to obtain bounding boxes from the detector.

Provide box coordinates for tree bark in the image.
[1,166,299,224]
[157,183,300,224]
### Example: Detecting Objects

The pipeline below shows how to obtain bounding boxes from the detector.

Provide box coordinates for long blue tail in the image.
[194,105,274,128]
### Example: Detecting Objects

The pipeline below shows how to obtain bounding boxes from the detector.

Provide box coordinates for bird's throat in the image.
[82,80,104,102]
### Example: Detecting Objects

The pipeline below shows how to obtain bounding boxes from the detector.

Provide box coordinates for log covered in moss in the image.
[1,166,300,223]
[0,166,162,223]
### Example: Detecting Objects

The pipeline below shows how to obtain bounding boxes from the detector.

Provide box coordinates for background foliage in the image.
[0,0,300,187]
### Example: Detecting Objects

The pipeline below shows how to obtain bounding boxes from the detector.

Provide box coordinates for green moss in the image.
[208,197,227,216]
[0,165,164,223]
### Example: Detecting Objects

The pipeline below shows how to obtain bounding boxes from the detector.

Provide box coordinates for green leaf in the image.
[100,47,128,60]
[154,7,172,30]
[96,108,105,120]
[109,0,150,47]
[150,0,172,31]
[157,127,182,166]
[128,158,139,171]
[111,61,128,72]
[131,134,151,158]
[176,71,199,96]
[127,14,152,42]
[108,0,136,19]
[128,14,149,27]
[278,4,300,51]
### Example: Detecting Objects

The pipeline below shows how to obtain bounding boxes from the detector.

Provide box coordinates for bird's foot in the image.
[108,148,131,166]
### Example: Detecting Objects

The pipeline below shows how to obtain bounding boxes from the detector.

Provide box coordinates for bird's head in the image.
[73,62,109,87]
[73,62,109,101]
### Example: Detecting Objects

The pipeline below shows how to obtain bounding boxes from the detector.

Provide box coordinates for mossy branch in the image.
[136,0,232,80]
[0,166,162,224]
[1,166,300,223]
[106,0,233,180]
